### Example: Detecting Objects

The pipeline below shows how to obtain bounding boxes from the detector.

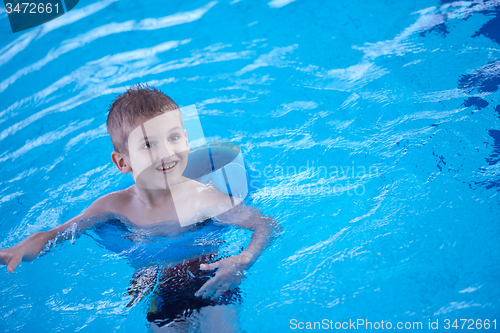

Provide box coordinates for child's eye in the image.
[170,135,180,141]
[143,142,155,149]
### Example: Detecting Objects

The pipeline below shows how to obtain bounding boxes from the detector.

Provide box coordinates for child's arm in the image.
[0,195,114,273]
[195,202,280,299]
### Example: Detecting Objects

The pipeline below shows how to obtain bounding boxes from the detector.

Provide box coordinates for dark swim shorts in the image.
[127,254,240,328]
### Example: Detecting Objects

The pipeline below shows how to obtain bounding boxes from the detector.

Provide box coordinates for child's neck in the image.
[130,185,174,209]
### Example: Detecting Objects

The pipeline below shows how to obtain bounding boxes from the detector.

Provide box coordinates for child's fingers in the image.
[6,254,21,273]
[213,283,231,298]
[199,262,219,270]
[195,278,215,297]
[0,250,13,266]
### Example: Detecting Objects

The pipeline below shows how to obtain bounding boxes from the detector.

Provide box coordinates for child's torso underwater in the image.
[91,217,229,268]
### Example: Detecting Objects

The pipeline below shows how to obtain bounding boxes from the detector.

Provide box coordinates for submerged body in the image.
[93,214,240,327]
[94,216,228,268]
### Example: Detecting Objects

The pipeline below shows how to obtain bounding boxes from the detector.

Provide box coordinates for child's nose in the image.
[157,141,175,159]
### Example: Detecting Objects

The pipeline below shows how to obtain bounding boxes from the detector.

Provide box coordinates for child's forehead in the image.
[128,111,183,140]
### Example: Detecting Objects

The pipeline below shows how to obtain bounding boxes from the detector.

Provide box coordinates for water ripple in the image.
[0,0,119,68]
[0,1,217,93]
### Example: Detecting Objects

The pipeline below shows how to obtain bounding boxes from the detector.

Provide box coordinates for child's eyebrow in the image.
[167,126,183,133]
[134,126,184,143]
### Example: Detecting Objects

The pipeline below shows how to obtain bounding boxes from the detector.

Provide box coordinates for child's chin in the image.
[137,175,185,190]
[133,168,180,188]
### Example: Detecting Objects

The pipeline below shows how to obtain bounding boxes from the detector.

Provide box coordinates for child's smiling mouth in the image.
[155,160,178,173]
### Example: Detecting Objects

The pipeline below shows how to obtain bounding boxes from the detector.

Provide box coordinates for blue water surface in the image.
[0,0,499,332]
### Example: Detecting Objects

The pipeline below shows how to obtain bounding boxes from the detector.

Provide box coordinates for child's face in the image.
[126,110,190,189]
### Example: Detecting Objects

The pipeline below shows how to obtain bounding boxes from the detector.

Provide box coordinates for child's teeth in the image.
[159,162,176,170]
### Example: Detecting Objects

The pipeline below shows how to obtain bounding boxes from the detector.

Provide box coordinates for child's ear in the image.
[111,151,132,174]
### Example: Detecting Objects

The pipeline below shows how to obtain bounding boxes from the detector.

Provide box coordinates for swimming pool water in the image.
[0,0,499,331]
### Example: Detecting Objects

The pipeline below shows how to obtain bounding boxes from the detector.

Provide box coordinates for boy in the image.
[0,85,277,331]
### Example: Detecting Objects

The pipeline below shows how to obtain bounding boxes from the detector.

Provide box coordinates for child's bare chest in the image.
[117,195,208,229]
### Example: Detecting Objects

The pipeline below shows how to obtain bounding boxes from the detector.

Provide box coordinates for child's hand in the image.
[0,246,23,273]
[0,230,55,273]
[195,253,252,299]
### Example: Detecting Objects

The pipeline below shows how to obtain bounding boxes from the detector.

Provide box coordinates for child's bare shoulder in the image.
[84,186,135,217]
[184,180,229,202]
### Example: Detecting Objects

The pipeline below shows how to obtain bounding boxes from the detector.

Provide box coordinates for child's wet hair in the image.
[107,84,179,153]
